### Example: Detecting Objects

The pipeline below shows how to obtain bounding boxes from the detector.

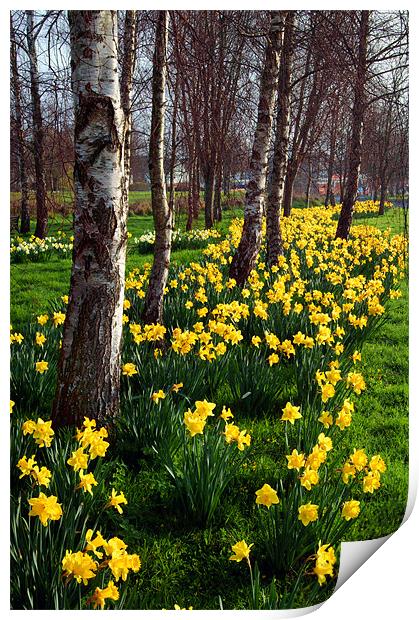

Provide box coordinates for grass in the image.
[338,278,408,539]
[9,203,408,609]
[10,208,241,330]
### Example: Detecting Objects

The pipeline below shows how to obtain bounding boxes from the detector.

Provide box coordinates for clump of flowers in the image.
[62,530,141,609]
[75,417,109,460]
[17,455,52,487]
[22,418,54,448]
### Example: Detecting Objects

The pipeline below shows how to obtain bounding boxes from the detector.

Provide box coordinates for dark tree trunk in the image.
[11,14,30,234]
[26,10,48,239]
[52,10,128,428]
[186,169,194,231]
[142,11,172,326]
[214,162,222,222]
[266,11,294,266]
[203,164,215,228]
[193,158,200,219]
[325,108,338,207]
[336,11,370,239]
[378,176,386,215]
[282,160,297,216]
[168,71,179,219]
[305,160,312,208]
[229,12,284,285]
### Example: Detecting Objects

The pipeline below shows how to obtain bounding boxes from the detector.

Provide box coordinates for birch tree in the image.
[142,11,172,325]
[52,10,128,427]
[229,11,284,286]
[26,10,48,239]
[266,10,294,266]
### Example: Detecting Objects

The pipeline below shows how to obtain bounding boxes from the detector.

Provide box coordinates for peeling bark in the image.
[266,11,294,266]
[336,11,370,240]
[142,11,172,325]
[26,10,47,239]
[229,11,284,286]
[52,10,128,428]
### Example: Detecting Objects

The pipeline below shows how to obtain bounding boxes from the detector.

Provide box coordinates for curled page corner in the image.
[334,535,391,591]
[336,454,417,593]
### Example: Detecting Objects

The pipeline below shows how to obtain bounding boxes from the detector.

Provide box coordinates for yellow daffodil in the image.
[255,483,280,509]
[229,540,253,562]
[281,402,302,424]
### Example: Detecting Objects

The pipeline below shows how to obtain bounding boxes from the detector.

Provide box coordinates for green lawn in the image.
[10,208,241,330]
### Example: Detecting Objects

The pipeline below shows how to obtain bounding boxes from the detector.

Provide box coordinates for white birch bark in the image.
[229,11,283,285]
[142,11,172,326]
[52,10,128,427]
[266,11,294,266]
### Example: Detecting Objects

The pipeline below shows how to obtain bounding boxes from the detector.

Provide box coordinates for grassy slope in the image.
[9,205,408,607]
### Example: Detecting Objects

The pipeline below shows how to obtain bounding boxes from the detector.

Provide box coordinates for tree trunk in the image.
[52,10,128,428]
[305,159,312,208]
[121,10,137,203]
[11,14,30,234]
[229,11,284,285]
[193,157,200,219]
[325,107,338,207]
[142,11,171,326]
[266,11,294,266]
[168,71,179,220]
[186,168,194,231]
[378,176,386,215]
[186,151,195,231]
[282,159,297,216]
[203,163,215,228]
[26,10,47,239]
[336,11,370,240]
[214,163,222,222]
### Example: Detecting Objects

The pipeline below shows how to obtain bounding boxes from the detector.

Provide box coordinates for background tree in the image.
[10,13,30,233]
[121,10,138,202]
[26,10,48,238]
[336,11,370,239]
